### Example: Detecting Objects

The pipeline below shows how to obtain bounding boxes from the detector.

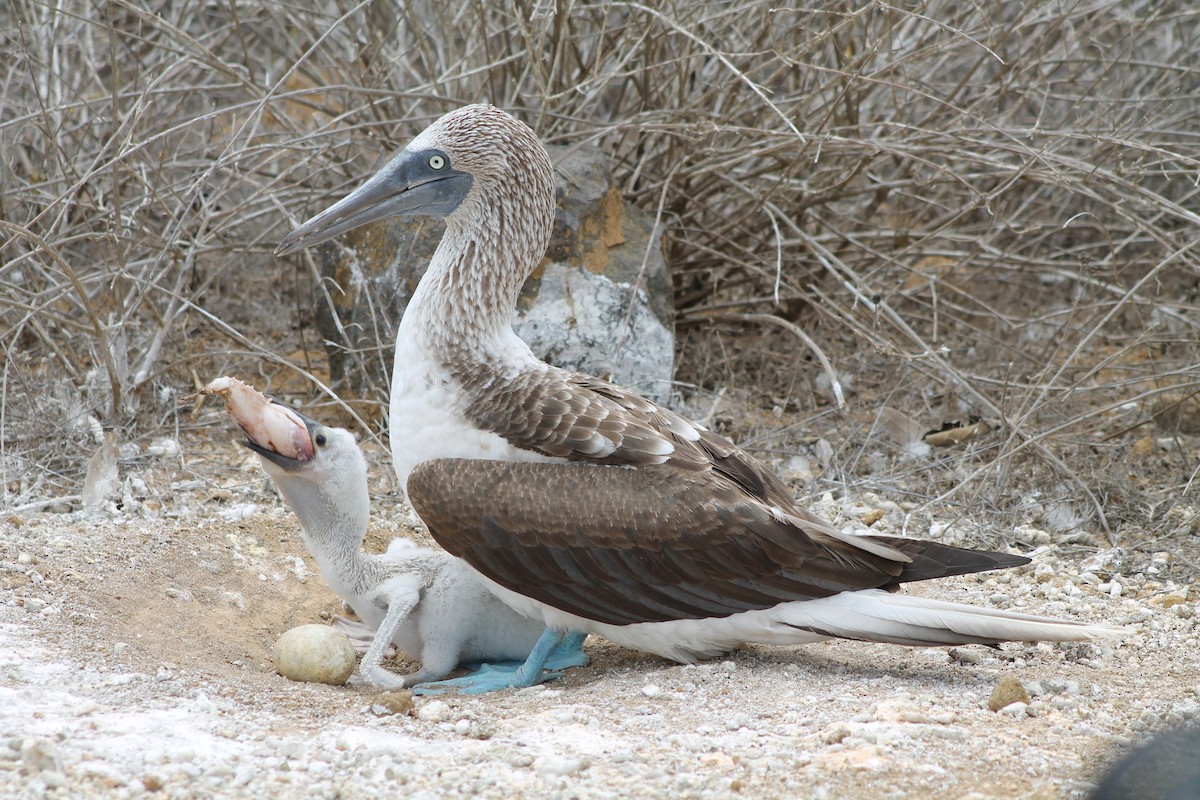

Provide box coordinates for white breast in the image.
[389,336,555,499]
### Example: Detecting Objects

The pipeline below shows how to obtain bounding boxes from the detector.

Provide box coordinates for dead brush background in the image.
[2,1,1197,545]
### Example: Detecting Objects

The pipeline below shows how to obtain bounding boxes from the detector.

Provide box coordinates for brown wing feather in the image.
[460,365,690,464]
[458,363,796,506]
[407,459,1027,626]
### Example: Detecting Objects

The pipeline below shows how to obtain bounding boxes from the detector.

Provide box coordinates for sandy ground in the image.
[3,429,1199,799]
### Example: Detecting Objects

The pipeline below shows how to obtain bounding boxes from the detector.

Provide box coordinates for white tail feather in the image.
[771,590,1122,647]
[489,579,1125,664]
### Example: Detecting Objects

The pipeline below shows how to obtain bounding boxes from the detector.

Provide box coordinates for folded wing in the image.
[407,459,1028,627]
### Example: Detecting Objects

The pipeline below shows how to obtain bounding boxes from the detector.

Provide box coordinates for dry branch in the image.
[2,0,1197,537]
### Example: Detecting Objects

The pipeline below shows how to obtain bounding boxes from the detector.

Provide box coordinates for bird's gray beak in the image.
[274,149,472,257]
[241,401,320,472]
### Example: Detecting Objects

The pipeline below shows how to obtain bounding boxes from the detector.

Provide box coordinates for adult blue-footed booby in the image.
[276,104,1118,693]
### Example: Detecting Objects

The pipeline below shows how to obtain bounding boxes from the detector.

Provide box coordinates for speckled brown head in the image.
[274,104,555,262]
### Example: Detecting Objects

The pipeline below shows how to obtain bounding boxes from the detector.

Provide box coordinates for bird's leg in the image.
[413,628,573,695]
[350,589,418,690]
[545,631,590,670]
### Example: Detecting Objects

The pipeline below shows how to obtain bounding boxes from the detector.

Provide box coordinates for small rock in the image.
[146,437,180,457]
[466,723,495,740]
[417,699,451,723]
[641,684,661,697]
[988,675,1031,712]
[22,597,46,614]
[815,439,834,469]
[948,647,982,665]
[860,508,885,526]
[273,625,356,685]
[999,701,1031,717]
[82,432,121,513]
[1044,678,1080,696]
[534,755,589,776]
[370,691,414,717]
[1014,525,1052,546]
[821,724,852,745]
[20,739,62,776]
[872,700,931,724]
[1130,435,1155,459]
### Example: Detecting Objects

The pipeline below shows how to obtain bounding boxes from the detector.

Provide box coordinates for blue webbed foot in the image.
[455,632,588,675]
[412,663,565,696]
[412,629,584,696]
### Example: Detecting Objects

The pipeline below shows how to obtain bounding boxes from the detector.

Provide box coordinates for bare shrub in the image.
[3,1,1197,536]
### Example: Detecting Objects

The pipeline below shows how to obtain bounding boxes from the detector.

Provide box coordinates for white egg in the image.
[273,624,356,685]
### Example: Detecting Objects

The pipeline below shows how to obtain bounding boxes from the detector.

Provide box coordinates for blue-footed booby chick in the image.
[275,105,1121,694]
[202,376,587,690]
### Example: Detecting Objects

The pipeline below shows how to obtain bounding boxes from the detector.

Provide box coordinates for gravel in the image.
[2,433,1199,798]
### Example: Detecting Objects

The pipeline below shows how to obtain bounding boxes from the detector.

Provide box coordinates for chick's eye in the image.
[314,433,327,447]
[428,154,446,170]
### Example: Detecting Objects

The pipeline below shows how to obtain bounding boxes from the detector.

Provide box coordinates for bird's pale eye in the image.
[428,154,446,170]
[314,432,327,447]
